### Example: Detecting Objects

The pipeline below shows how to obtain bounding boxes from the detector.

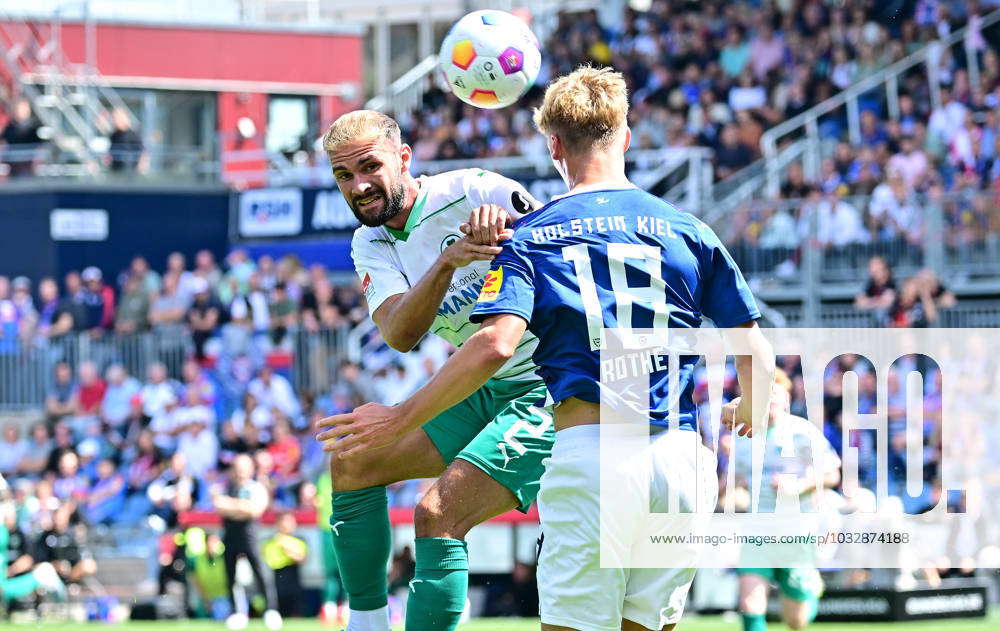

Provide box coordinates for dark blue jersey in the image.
[470,186,759,430]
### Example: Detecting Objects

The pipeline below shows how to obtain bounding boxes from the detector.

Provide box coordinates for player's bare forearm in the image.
[318,314,527,457]
[373,259,456,352]
[374,240,503,351]
[725,321,775,436]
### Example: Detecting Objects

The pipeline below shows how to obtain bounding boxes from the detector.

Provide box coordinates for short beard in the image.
[352,180,406,227]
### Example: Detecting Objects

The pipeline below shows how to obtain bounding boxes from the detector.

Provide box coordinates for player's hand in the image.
[315,402,405,459]
[460,204,513,246]
[721,396,755,437]
[439,236,503,270]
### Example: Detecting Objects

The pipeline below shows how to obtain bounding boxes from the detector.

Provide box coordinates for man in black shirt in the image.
[1,99,43,177]
[108,108,144,173]
[213,454,282,630]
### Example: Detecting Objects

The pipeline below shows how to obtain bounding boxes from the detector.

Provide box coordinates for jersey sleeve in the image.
[463,170,539,220]
[469,236,535,324]
[350,229,410,315]
[697,222,761,327]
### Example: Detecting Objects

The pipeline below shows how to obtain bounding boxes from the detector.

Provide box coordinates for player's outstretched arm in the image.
[722,320,775,438]
[373,238,505,352]
[317,313,527,458]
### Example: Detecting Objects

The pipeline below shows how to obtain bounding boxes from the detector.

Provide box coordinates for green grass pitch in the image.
[18,611,999,631]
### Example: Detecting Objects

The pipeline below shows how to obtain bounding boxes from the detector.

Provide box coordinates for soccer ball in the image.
[439,10,541,109]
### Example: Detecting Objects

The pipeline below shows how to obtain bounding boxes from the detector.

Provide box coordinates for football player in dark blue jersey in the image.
[320,67,774,631]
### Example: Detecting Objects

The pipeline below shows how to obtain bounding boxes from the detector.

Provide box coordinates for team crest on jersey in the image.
[440,233,461,252]
[477,266,503,302]
[361,273,374,301]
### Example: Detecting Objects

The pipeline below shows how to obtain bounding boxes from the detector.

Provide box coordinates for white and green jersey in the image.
[733,414,841,513]
[351,168,540,382]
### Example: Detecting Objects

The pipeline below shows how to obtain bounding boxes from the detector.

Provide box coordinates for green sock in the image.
[742,613,767,631]
[404,537,468,631]
[330,487,391,611]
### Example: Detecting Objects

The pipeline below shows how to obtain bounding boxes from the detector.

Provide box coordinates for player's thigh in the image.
[414,458,518,539]
[456,379,553,512]
[330,427,445,492]
[537,425,626,631]
[738,571,771,614]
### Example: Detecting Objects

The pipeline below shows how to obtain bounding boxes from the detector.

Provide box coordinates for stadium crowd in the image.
[402,0,995,173]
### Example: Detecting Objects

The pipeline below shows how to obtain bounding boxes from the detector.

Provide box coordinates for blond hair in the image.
[533,66,628,154]
[322,109,401,155]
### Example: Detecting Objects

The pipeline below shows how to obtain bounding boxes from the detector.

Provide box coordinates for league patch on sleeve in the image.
[511,189,536,214]
[361,272,375,301]
[477,266,504,302]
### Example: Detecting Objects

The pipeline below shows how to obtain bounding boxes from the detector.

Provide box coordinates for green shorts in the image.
[422,377,552,512]
[736,567,824,602]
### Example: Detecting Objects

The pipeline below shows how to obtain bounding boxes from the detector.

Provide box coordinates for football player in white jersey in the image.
[318,110,553,631]
[732,369,841,631]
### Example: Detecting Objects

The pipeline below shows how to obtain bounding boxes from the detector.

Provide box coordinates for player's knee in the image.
[783,603,810,630]
[413,495,454,538]
[739,589,766,614]
[330,455,375,492]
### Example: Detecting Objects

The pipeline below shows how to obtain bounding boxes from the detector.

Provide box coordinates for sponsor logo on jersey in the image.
[361,273,374,301]
[477,266,503,302]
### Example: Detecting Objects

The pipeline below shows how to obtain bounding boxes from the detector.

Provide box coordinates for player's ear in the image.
[622,127,632,153]
[399,143,413,174]
[547,134,562,161]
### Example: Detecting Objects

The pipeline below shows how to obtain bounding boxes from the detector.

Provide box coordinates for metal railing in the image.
[759,7,1000,193]
[719,188,1000,325]
[0,326,350,412]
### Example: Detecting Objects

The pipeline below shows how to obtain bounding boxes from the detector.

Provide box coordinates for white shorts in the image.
[537,424,717,631]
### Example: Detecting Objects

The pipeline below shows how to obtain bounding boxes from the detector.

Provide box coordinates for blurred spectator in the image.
[72,361,106,436]
[176,406,219,479]
[17,422,53,477]
[868,169,921,244]
[887,134,930,189]
[715,124,754,179]
[187,277,222,361]
[248,366,299,420]
[101,364,141,433]
[35,277,73,342]
[1,99,43,177]
[83,458,126,525]
[79,267,115,334]
[803,189,868,247]
[45,362,77,425]
[147,452,196,529]
[34,504,97,584]
[194,250,223,289]
[115,272,151,334]
[855,256,897,318]
[149,273,189,338]
[268,282,297,349]
[0,422,29,477]
[889,269,956,328]
[262,512,307,618]
[108,108,145,173]
[52,451,88,502]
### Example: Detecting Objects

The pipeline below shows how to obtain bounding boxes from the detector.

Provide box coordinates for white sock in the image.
[346,606,390,631]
